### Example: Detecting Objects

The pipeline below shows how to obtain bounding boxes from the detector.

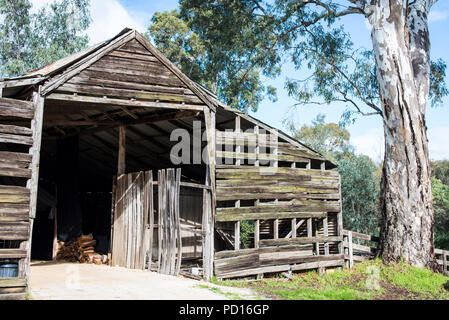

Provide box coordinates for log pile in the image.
[56,234,109,264]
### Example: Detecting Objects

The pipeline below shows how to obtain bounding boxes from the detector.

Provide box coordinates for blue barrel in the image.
[0,261,18,278]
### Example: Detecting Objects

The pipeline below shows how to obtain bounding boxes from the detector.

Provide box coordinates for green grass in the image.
[212,260,449,300]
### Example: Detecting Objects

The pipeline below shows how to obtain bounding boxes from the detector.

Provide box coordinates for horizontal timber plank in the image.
[217,265,291,279]
[0,152,32,163]
[343,230,379,242]
[0,203,29,214]
[0,249,27,259]
[107,50,159,62]
[0,292,26,300]
[217,202,340,215]
[290,259,345,271]
[216,179,339,189]
[344,254,370,262]
[216,151,308,163]
[68,76,194,96]
[0,287,26,295]
[46,93,205,111]
[261,253,345,267]
[216,166,339,177]
[216,190,338,201]
[0,193,30,204]
[93,58,173,76]
[435,248,449,255]
[215,244,314,260]
[277,145,326,160]
[0,124,32,136]
[0,106,34,119]
[216,131,276,141]
[215,253,260,275]
[0,160,29,169]
[79,69,185,88]
[0,97,33,110]
[216,211,327,222]
[57,83,202,104]
[260,236,343,247]
[343,241,376,254]
[0,167,31,178]
[217,185,338,195]
[0,231,29,240]
[0,133,33,145]
[86,66,185,87]
[0,278,27,288]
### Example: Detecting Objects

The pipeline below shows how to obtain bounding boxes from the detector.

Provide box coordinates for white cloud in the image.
[351,128,384,163]
[87,0,146,44]
[30,0,146,45]
[429,10,449,23]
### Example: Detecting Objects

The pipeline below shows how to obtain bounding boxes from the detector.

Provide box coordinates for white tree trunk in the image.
[365,0,438,268]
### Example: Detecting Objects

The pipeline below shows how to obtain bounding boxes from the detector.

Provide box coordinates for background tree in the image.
[290,114,353,163]
[432,177,449,250]
[293,115,381,236]
[431,160,449,186]
[0,0,91,77]
[147,2,280,113]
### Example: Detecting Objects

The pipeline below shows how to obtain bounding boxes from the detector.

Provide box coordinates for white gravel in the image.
[29,261,259,300]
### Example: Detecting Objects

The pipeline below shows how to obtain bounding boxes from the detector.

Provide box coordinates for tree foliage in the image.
[148,1,280,113]
[0,0,91,77]
[291,114,353,163]
[431,161,449,250]
[432,177,449,250]
[338,154,381,236]
[293,115,380,235]
[431,160,449,186]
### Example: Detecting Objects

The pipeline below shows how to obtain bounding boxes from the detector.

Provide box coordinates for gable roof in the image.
[0,28,335,168]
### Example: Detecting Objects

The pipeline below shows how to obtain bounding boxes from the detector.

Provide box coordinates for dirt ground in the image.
[29,261,258,300]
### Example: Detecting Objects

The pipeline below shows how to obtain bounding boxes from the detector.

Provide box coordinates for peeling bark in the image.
[364,0,438,269]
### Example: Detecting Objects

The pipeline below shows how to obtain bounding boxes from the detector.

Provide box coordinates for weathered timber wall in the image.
[214,116,343,279]
[0,96,42,299]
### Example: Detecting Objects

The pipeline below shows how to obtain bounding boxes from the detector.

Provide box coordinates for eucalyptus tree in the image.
[279,0,446,269]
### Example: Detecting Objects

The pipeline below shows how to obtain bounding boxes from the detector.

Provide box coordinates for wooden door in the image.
[156,168,182,276]
[111,171,153,269]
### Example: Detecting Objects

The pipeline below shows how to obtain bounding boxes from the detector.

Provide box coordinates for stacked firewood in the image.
[56,234,109,265]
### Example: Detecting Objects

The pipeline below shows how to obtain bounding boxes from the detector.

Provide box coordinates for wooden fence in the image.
[343,230,449,275]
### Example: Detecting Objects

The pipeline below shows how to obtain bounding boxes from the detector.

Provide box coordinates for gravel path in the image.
[29,261,259,300]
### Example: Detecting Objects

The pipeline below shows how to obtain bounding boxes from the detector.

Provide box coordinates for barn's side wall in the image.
[213,115,343,279]
[0,93,44,299]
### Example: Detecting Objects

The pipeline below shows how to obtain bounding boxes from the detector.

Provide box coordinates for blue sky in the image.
[31,0,449,162]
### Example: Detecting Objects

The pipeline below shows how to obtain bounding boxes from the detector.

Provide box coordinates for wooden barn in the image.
[0,29,343,299]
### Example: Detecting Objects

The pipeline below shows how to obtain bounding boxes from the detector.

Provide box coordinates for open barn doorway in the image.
[30,101,210,278]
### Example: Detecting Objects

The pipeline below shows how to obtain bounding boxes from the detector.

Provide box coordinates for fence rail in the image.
[343,230,448,275]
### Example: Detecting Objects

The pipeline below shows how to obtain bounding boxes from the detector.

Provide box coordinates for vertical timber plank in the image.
[117,126,126,175]
[203,107,216,280]
[254,220,260,249]
[22,90,45,282]
[348,231,354,268]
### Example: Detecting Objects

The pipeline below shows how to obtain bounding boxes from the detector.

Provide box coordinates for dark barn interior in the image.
[31,100,209,265]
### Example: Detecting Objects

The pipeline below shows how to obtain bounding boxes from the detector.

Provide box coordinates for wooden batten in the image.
[117,126,126,175]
